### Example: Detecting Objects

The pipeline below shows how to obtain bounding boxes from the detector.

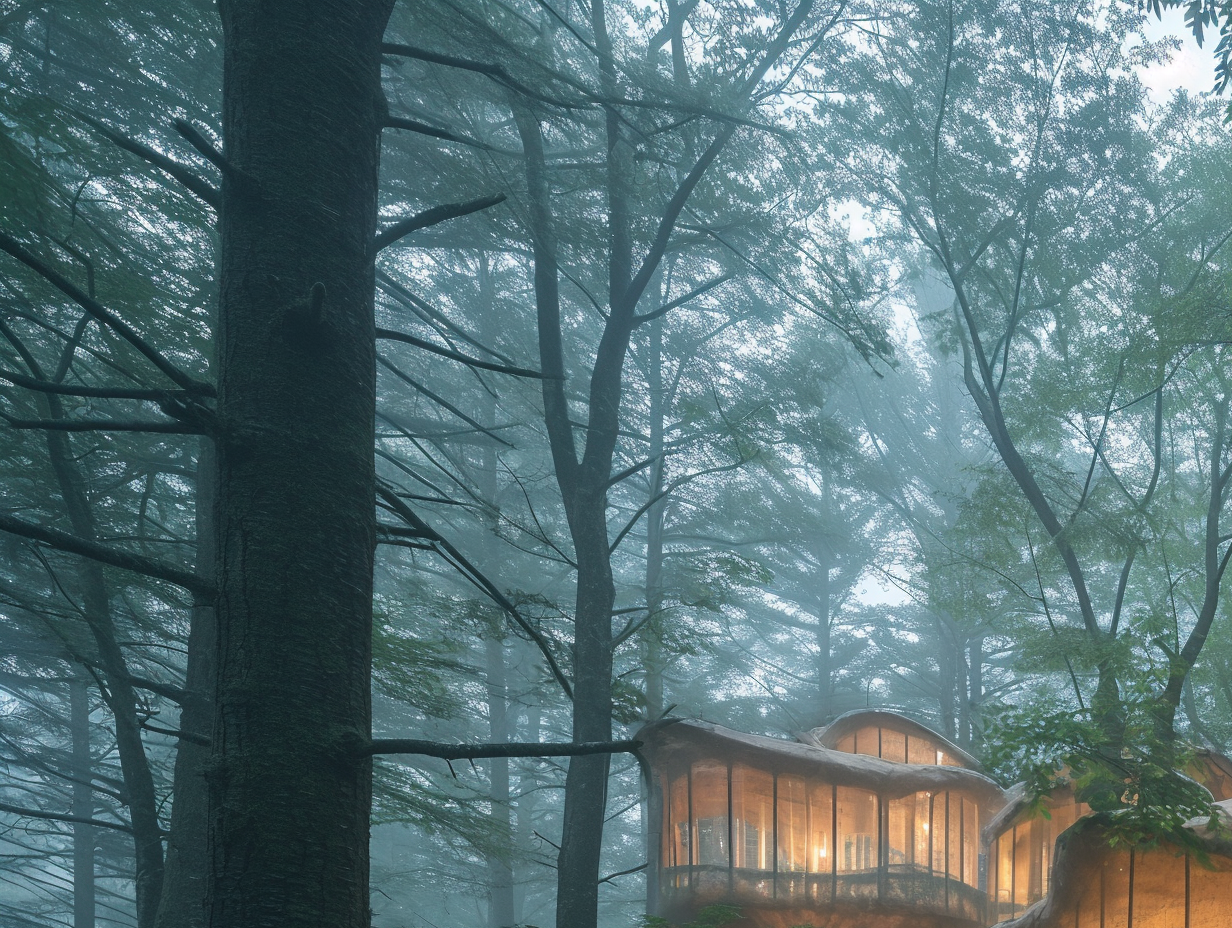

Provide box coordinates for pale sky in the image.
[1139,7,1218,103]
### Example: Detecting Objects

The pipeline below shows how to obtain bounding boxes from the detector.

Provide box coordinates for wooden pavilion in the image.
[640,709,1232,928]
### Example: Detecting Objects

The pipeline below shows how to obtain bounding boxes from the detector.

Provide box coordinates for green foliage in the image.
[371,593,466,717]
[985,698,1223,854]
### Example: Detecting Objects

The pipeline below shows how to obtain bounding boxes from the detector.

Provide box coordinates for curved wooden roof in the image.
[805,708,984,771]
[639,717,1008,812]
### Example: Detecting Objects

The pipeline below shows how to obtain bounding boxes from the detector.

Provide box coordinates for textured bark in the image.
[512,101,616,928]
[207,4,392,927]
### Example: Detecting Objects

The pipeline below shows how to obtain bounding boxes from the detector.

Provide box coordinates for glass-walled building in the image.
[641,711,1232,928]
[987,806,1232,928]
[643,711,1006,928]
[984,785,1090,923]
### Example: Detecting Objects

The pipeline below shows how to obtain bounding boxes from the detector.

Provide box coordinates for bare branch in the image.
[375,483,574,699]
[381,41,585,108]
[377,270,516,365]
[0,368,206,401]
[377,356,514,448]
[0,232,212,394]
[172,118,241,183]
[383,116,514,154]
[0,512,209,594]
[606,453,660,489]
[376,327,547,379]
[75,112,219,209]
[0,800,133,835]
[632,271,736,326]
[0,409,200,434]
[364,738,640,759]
[139,721,210,746]
[598,862,647,885]
[374,194,507,253]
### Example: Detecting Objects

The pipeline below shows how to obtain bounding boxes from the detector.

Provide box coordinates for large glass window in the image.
[731,765,772,870]
[667,773,689,868]
[962,798,978,887]
[808,782,834,874]
[691,762,729,867]
[777,775,807,872]
[1013,821,1032,908]
[944,793,962,881]
[993,829,1013,911]
[836,786,878,872]
[887,791,924,869]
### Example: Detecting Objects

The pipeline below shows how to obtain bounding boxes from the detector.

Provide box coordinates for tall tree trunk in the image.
[477,257,516,928]
[155,441,216,928]
[513,101,619,928]
[485,633,516,928]
[513,703,541,926]
[207,4,392,927]
[6,321,167,928]
[936,617,957,741]
[643,312,667,915]
[957,636,971,748]
[968,636,984,754]
[644,313,668,723]
[815,541,834,727]
[70,677,94,928]
[557,518,617,926]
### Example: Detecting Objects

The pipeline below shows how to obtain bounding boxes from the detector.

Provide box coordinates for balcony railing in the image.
[661,862,987,923]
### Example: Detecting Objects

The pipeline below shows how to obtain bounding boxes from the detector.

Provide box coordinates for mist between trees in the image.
[0,2,1230,928]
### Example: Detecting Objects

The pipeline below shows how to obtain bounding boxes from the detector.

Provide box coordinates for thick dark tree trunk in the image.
[207,4,392,927]
[556,517,617,927]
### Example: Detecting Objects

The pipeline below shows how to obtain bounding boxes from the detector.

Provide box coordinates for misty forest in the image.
[3,2,1232,928]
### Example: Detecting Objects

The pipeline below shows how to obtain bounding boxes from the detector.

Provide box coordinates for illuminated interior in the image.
[989,808,1232,928]
[644,711,1232,928]
[986,789,1090,922]
[653,711,997,924]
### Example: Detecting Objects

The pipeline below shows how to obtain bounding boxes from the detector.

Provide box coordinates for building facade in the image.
[640,710,1232,928]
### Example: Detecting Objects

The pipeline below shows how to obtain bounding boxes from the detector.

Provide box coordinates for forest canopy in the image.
[0,2,1230,928]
